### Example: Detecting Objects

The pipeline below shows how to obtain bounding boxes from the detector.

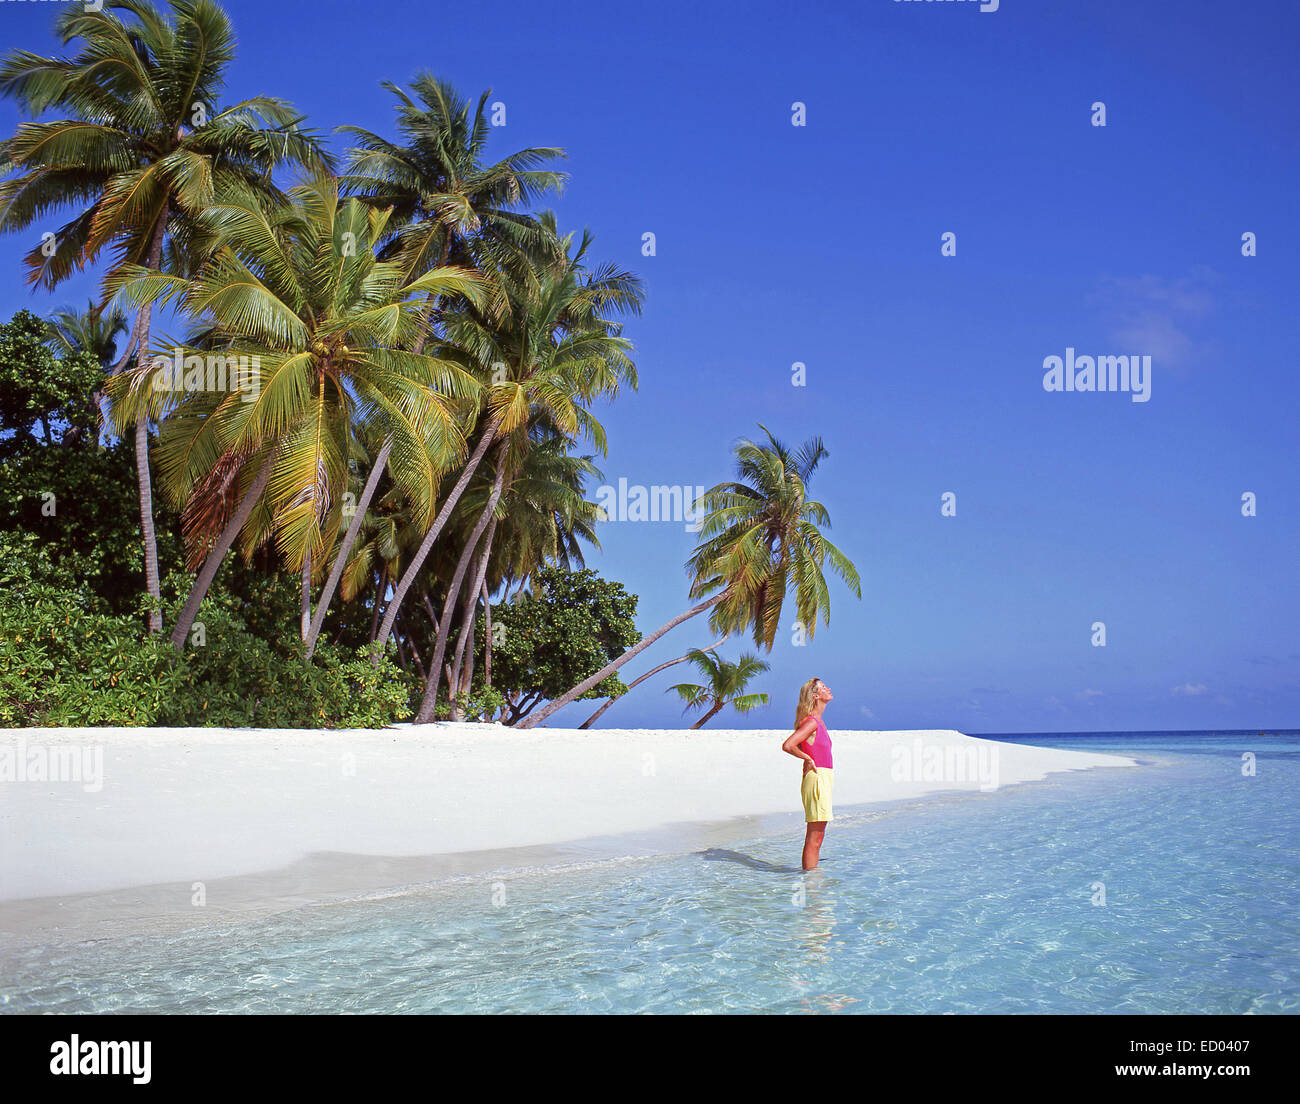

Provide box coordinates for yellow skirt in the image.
[801,767,834,823]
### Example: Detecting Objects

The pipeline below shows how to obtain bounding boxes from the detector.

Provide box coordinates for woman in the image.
[782,677,835,871]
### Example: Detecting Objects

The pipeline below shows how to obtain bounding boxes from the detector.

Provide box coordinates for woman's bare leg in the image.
[802,822,827,871]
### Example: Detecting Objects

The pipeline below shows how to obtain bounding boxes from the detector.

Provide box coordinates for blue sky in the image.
[2,0,1296,732]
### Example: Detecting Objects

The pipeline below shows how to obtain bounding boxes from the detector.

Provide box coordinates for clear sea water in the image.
[3,730,1297,1014]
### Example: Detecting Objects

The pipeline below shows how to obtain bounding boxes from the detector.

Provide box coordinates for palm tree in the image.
[45,300,127,442]
[46,300,127,367]
[374,214,641,668]
[340,73,567,351]
[667,650,770,729]
[514,426,861,729]
[576,635,729,729]
[305,75,567,651]
[103,174,485,651]
[0,0,330,632]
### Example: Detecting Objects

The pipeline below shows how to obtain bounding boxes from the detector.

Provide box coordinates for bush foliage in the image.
[0,532,417,728]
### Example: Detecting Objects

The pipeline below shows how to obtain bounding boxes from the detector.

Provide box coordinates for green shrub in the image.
[434,685,506,723]
[0,532,416,728]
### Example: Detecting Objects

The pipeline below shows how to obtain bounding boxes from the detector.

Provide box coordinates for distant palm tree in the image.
[45,301,127,442]
[46,301,127,369]
[0,0,329,632]
[516,426,860,729]
[667,650,770,729]
[576,635,730,730]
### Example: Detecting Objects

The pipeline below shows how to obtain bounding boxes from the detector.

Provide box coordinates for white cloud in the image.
[1171,682,1209,697]
[1090,268,1217,369]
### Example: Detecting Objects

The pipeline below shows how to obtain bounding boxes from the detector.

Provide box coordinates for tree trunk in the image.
[133,210,169,635]
[449,517,497,715]
[170,450,276,651]
[512,593,727,729]
[577,636,728,729]
[482,578,493,690]
[412,455,507,723]
[403,613,427,682]
[372,418,500,663]
[690,701,726,730]
[510,690,545,726]
[368,565,388,644]
[134,417,162,635]
[448,626,471,722]
[305,437,391,659]
[300,547,312,640]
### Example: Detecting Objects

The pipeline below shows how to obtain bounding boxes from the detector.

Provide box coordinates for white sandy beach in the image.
[0,725,1139,942]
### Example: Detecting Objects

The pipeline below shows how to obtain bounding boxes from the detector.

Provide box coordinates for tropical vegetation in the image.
[0,0,859,729]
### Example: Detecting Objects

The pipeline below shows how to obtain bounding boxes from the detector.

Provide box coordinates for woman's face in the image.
[815,680,833,703]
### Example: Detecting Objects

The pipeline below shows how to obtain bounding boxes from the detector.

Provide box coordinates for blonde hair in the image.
[794,677,823,730]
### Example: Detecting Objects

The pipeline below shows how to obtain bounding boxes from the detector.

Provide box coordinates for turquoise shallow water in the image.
[3,731,1297,1014]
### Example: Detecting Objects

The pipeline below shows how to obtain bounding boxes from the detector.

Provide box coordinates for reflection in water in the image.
[702,846,850,1009]
[795,868,837,961]
[787,867,848,1012]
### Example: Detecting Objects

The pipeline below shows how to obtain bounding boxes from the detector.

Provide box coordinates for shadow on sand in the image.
[699,848,803,874]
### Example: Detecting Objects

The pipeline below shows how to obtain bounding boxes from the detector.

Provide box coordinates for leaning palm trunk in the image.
[304,438,392,659]
[372,418,500,664]
[691,702,726,730]
[413,459,506,723]
[513,593,727,730]
[482,579,493,690]
[169,452,277,651]
[449,517,497,717]
[577,636,728,730]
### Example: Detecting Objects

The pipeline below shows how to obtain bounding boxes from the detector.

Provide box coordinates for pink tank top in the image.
[799,716,833,769]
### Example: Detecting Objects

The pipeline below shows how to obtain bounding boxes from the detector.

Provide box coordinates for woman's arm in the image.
[782,717,819,769]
